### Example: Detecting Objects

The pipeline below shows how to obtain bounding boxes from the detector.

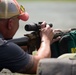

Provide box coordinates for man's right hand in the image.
[40,21,54,44]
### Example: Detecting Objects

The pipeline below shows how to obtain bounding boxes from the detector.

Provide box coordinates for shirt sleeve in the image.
[0,42,33,73]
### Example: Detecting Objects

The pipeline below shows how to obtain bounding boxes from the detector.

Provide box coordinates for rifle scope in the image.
[25,22,53,31]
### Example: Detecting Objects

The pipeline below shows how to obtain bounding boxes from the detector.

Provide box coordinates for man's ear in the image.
[7,19,13,30]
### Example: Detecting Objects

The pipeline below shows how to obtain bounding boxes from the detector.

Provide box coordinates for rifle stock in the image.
[8,31,41,54]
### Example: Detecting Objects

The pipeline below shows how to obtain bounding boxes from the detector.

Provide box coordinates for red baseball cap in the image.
[0,0,29,21]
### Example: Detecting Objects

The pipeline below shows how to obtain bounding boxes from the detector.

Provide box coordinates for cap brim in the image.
[18,12,29,21]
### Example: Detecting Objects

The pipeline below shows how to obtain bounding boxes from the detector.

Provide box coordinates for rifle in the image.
[8,22,53,54]
[8,22,76,57]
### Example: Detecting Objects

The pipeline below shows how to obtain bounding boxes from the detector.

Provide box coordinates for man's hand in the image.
[40,21,54,44]
[51,29,62,44]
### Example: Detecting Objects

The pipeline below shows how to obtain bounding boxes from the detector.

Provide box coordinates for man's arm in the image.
[18,21,54,74]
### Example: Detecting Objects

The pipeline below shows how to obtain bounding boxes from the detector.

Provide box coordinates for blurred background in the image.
[14,0,76,38]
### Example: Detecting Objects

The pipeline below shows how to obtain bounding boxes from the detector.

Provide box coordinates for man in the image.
[0,0,54,74]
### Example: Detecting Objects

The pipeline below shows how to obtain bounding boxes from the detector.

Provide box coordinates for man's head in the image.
[0,0,29,39]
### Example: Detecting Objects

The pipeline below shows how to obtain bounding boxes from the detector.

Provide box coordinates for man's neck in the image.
[0,33,12,40]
